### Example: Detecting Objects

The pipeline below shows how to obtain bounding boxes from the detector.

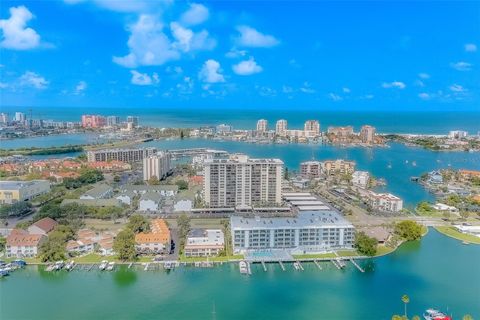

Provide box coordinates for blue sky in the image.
[0,0,479,111]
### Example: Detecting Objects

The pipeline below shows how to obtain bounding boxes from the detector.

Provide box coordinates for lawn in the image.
[435,226,480,245]
[71,253,156,264]
[375,245,396,256]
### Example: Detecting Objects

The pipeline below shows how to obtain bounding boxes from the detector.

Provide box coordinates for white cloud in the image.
[235,25,279,48]
[465,43,477,52]
[113,15,180,68]
[170,22,216,53]
[232,57,262,75]
[414,80,425,87]
[225,47,247,58]
[64,0,157,13]
[449,84,466,92]
[199,59,225,83]
[19,71,48,89]
[418,73,430,79]
[328,93,343,101]
[0,6,40,50]
[282,85,294,94]
[74,81,87,95]
[180,3,209,26]
[342,87,351,93]
[450,61,472,71]
[130,70,159,86]
[0,82,9,89]
[176,76,194,94]
[256,85,277,97]
[382,81,406,89]
[418,93,431,100]
[362,94,374,100]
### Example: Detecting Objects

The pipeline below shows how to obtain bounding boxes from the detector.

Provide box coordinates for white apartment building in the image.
[231,211,355,254]
[14,112,26,122]
[448,130,468,139]
[304,120,320,137]
[143,151,172,181]
[0,113,8,124]
[352,171,370,188]
[256,119,268,132]
[106,116,120,126]
[184,229,225,257]
[363,191,403,212]
[87,147,157,163]
[203,154,283,209]
[275,119,288,136]
[360,125,376,143]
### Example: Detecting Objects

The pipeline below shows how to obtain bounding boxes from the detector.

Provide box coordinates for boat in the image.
[239,261,248,274]
[423,309,452,320]
[65,260,75,271]
[0,268,10,277]
[45,264,56,272]
[99,260,109,271]
[53,261,65,271]
[106,262,115,271]
[293,261,301,271]
[12,260,27,268]
[412,161,417,167]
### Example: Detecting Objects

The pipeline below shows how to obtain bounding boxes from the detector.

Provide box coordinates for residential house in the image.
[28,217,58,236]
[6,229,46,258]
[116,191,135,205]
[139,192,162,212]
[184,229,225,257]
[80,184,113,200]
[135,219,171,254]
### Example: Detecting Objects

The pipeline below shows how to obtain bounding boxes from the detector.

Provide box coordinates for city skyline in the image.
[0,1,479,111]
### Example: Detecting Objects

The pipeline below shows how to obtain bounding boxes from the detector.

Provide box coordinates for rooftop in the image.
[0,180,49,190]
[7,230,45,247]
[231,211,353,230]
[186,228,225,247]
[30,217,58,233]
[135,219,171,244]
[82,184,112,198]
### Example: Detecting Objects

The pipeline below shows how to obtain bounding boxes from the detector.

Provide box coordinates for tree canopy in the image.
[354,231,378,256]
[127,215,150,233]
[394,221,423,241]
[113,229,136,261]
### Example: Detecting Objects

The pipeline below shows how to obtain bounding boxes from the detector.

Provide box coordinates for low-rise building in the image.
[363,191,403,212]
[121,185,178,197]
[116,191,135,205]
[184,229,225,257]
[300,161,322,178]
[432,203,460,215]
[352,171,370,188]
[135,219,171,254]
[80,184,113,200]
[322,160,356,176]
[139,192,162,212]
[61,198,122,207]
[231,211,355,254]
[28,217,58,236]
[6,229,47,258]
[0,180,50,204]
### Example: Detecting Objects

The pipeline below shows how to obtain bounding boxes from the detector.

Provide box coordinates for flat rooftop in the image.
[289,200,325,206]
[231,211,353,230]
[0,180,48,190]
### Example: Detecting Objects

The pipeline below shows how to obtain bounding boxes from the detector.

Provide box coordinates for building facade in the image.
[360,125,376,143]
[352,171,370,188]
[304,120,320,137]
[184,229,225,257]
[6,229,46,258]
[87,147,157,163]
[231,211,355,254]
[363,191,403,212]
[203,154,283,209]
[135,219,171,254]
[322,160,356,176]
[256,119,268,133]
[81,115,106,128]
[300,161,322,178]
[106,116,120,126]
[275,119,288,137]
[143,152,172,181]
[0,180,50,204]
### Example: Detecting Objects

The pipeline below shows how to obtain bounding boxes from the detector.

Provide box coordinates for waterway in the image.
[1,229,479,320]
[0,133,103,149]
[142,139,480,207]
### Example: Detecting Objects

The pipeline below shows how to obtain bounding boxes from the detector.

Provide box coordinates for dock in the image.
[349,258,365,273]
[128,263,133,269]
[313,259,323,270]
[144,263,149,271]
[331,259,341,270]
[279,261,285,271]
[261,261,267,272]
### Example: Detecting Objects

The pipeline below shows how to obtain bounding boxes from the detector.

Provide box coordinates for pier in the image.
[279,261,285,271]
[261,261,267,272]
[349,259,365,273]
[313,260,323,270]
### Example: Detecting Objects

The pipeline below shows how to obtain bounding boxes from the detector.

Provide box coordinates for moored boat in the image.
[423,309,452,320]
[99,260,109,271]
[239,261,248,274]
[106,262,115,271]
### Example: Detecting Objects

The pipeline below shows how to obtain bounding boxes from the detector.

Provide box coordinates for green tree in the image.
[175,180,188,190]
[113,229,136,261]
[412,316,421,320]
[401,294,410,318]
[0,202,32,218]
[0,236,6,251]
[459,211,470,220]
[180,130,185,139]
[284,167,289,180]
[176,214,191,253]
[127,215,150,233]
[394,221,422,241]
[462,315,473,320]
[354,231,378,256]
[39,230,69,262]
[148,176,160,185]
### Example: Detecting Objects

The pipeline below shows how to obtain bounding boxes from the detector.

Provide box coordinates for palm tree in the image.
[412,316,421,320]
[462,315,473,320]
[401,295,410,318]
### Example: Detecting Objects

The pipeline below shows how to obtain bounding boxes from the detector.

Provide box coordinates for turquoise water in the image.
[1,229,479,320]
[143,139,480,207]
[1,107,479,133]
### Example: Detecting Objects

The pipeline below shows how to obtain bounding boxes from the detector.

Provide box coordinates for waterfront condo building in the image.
[14,112,26,122]
[327,126,354,142]
[106,116,120,126]
[143,151,173,181]
[6,229,46,258]
[304,120,320,137]
[184,229,225,257]
[360,125,376,144]
[87,147,157,163]
[321,159,356,176]
[135,219,171,254]
[216,124,233,134]
[81,115,106,128]
[300,161,323,178]
[230,211,355,254]
[127,116,139,127]
[351,171,370,188]
[256,119,268,133]
[362,190,403,212]
[0,180,50,204]
[203,154,283,209]
[275,119,288,137]
[0,112,8,124]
